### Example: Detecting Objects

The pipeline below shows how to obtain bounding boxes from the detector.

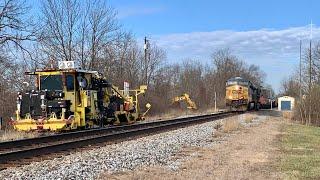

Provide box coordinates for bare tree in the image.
[144,42,166,86]
[0,0,34,47]
[39,0,80,63]
[87,0,118,69]
[76,0,119,69]
[177,60,204,106]
[280,76,300,97]
[208,49,265,107]
[39,0,120,67]
[283,41,320,126]
[0,54,22,125]
[0,0,37,125]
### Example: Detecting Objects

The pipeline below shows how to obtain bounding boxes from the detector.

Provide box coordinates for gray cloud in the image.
[153,25,320,91]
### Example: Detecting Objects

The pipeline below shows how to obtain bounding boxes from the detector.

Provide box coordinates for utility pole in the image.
[308,22,313,125]
[0,82,2,130]
[214,91,217,112]
[270,89,272,110]
[299,39,302,99]
[144,37,149,85]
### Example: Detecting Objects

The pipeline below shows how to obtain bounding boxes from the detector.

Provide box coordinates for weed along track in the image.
[0,111,238,169]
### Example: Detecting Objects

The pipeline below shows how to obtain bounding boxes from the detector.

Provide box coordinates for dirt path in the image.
[104,115,283,180]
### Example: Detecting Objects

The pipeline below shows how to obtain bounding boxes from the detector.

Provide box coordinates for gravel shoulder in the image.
[0,111,280,180]
[102,111,283,180]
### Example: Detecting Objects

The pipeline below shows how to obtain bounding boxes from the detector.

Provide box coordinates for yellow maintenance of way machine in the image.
[13,61,151,131]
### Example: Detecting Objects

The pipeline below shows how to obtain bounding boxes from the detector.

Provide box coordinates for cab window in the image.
[66,74,74,91]
[40,75,63,90]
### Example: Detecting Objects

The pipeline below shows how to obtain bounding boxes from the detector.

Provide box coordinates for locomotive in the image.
[259,88,277,109]
[225,77,261,111]
[12,61,150,131]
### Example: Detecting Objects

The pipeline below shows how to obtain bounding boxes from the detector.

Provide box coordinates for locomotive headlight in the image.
[17,93,22,112]
[40,95,46,110]
[41,99,46,110]
[17,92,22,99]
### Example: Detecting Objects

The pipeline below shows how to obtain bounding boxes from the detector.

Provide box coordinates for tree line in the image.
[281,41,320,126]
[0,0,266,124]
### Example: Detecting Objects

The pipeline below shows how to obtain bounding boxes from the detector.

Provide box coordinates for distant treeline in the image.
[281,42,320,126]
[0,0,266,124]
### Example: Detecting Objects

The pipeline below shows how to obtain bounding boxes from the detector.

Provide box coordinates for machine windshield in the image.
[40,75,63,90]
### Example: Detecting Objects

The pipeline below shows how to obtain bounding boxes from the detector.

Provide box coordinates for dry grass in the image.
[212,122,224,138]
[146,109,193,121]
[222,117,240,133]
[212,130,224,138]
[146,107,227,122]
[244,114,256,123]
[213,122,223,130]
[213,116,241,137]
[282,111,293,121]
[0,130,39,142]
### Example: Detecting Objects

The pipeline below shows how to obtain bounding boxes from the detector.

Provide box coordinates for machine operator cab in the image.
[13,61,150,131]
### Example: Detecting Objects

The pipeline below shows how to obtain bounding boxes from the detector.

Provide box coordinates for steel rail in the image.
[0,111,236,166]
[0,112,231,150]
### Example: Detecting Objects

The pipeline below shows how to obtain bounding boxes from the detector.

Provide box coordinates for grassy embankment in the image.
[280,122,320,179]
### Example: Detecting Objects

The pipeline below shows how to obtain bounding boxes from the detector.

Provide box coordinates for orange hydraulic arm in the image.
[171,93,197,110]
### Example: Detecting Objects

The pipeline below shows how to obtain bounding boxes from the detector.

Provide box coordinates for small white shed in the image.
[278,96,295,111]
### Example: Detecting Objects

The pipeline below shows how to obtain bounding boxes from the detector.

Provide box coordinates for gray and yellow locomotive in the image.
[226,77,260,111]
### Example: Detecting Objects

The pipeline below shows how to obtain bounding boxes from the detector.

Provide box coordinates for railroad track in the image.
[0,111,237,169]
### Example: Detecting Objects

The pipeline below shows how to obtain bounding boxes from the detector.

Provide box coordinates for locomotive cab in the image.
[226,77,249,111]
[226,77,260,111]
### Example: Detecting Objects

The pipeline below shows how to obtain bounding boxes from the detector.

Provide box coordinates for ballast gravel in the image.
[0,113,267,180]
